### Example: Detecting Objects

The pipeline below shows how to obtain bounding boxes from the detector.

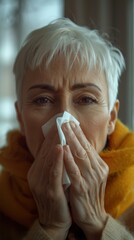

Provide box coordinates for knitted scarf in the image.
[0,120,134,229]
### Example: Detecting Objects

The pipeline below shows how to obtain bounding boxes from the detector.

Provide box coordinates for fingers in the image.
[62,122,109,233]
[28,124,60,180]
[27,144,63,194]
[62,122,109,181]
[48,144,64,191]
[35,123,59,161]
[63,122,91,158]
[27,144,69,224]
[27,122,65,202]
[62,122,92,175]
[64,145,81,184]
[27,124,71,230]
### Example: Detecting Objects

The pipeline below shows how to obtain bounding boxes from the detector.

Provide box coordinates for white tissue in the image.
[42,111,80,189]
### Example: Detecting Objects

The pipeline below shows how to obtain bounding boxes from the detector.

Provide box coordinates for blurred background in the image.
[0,0,134,147]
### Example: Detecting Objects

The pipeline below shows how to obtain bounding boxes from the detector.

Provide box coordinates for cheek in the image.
[21,112,45,157]
[81,113,109,152]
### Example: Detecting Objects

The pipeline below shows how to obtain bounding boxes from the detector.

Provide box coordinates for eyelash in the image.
[75,96,98,105]
[33,96,54,106]
[32,95,97,106]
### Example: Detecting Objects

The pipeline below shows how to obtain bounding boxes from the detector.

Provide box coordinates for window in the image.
[0,0,64,147]
[130,0,134,129]
[125,0,134,129]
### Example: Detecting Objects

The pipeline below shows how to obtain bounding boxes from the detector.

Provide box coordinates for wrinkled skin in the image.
[16,57,118,239]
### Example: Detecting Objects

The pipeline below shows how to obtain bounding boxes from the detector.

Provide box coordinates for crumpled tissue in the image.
[42,111,80,189]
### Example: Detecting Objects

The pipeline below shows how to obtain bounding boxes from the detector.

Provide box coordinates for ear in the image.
[15,101,25,135]
[108,100,119,135]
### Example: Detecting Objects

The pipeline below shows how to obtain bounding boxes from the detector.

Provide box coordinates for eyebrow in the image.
[28,83,102,92]
[28,84,56,92]
[71,83,102,92]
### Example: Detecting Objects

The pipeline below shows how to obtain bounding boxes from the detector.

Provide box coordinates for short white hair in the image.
[13,18,125,110]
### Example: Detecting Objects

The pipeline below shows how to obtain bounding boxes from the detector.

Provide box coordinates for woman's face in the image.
[16,57,118,157]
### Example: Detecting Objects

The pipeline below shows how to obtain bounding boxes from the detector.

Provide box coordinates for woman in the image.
[0,18,134,240]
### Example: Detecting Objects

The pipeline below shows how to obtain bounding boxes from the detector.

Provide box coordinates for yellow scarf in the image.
[0,120,134,228]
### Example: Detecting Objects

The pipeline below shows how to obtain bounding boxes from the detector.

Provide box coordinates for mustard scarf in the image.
[0,120,134,228]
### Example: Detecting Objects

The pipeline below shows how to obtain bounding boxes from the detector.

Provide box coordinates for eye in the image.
[76,96,97,105]
[33,96,54,106]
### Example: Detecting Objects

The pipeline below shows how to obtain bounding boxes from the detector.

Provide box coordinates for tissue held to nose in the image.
[42,111,80,189]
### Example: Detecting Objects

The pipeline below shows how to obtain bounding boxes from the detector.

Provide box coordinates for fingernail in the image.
[70,121,76,129]
[62,122,70,131]
[64,144,70,153]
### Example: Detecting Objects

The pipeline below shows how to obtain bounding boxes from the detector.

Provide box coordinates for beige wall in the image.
[64,0,134,129]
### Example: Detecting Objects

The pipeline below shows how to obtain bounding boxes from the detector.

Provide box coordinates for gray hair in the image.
[13,18,125,110]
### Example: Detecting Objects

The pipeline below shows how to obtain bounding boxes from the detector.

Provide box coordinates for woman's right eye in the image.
[33,96,54,106]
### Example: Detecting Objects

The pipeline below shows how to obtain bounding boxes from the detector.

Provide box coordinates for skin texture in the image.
[16,56,119,239]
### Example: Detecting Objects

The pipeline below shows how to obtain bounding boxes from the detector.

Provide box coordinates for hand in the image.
[62,122,109,239]
[27,125,71,239]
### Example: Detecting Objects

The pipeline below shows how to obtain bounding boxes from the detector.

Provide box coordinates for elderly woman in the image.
[0,18,134,240]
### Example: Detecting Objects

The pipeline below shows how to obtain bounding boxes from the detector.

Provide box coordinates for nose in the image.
[59,99,72,114]
[58,96,77,119]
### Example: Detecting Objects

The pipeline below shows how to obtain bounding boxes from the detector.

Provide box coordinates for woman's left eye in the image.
[76,96,97,105]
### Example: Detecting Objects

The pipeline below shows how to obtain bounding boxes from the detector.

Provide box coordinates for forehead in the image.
[23,56,108,91]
